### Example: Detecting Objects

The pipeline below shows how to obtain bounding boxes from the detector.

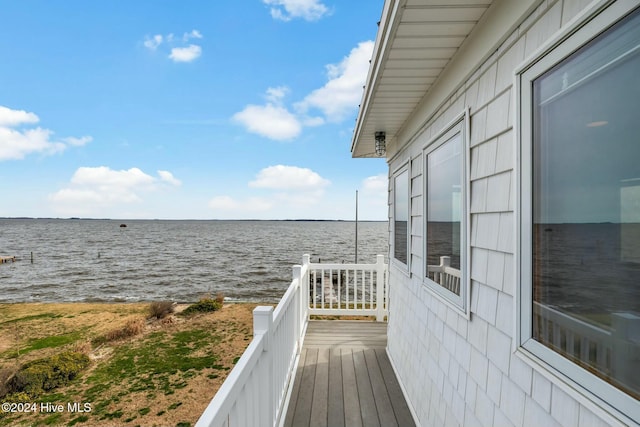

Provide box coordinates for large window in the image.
[424,117,468,311]
[393,168,409,266]
[519,3,640,421]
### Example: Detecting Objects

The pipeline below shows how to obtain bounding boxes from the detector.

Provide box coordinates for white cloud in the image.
[263,0,330,21]
[360,173,388,216]
[297,41,374,122]
[144,30,203,63]
[361,174,387,194]
[233,41,372,141]
[49,166,181,215]
[70,166,155,188]
[0,106,91,161]
[143,34,163,50]
[169,44,202,62]
[63,136,92,147]
[233,103,301,140]
[249,165,330,190]
[0,105,39,126]
[210,165,330,218]
[302,116,325,127]
[158,170,182,186]
[265,86,289,103]
[183,29,202,41]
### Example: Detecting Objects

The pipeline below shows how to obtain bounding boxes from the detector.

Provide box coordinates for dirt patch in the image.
[0,302,262,427]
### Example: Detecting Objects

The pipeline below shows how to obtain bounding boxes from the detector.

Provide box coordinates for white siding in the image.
[384,1,636,426]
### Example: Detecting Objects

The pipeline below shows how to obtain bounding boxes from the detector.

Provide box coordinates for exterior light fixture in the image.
[375,131,386,156]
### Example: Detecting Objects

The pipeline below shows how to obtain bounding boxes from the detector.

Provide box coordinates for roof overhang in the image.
[351,0,540,158]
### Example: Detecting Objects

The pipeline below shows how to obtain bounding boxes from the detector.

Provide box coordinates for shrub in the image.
[181,297,222,316]
[0,366,17,399]
[93,318,145,345]
[148,301,175,320]
[215,292,225,305]
[5,352,90,397]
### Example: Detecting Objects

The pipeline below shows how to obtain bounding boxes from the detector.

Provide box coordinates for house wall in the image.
[385,1,634,426]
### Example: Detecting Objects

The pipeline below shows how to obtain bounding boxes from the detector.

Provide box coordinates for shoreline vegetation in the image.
[0,300,261,427]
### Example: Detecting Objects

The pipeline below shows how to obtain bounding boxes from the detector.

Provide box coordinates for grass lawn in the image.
[0,302,260,427]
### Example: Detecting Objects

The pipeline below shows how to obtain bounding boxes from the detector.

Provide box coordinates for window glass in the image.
[532,7,640,399]
[394,170,408,264]
[427,132,462,295]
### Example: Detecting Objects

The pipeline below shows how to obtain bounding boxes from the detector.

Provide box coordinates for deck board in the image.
[283,321,415,427]
[327,348,345,427]
[310,347,329,427]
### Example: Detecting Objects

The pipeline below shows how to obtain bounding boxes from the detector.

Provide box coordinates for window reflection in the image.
[394,170,408,265]
[427,133,462,294]
[532,8,640,398]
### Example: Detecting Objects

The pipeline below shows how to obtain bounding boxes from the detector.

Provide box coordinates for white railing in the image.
[306,254,388,321]
[427,256,461,295]
[196,263,309,427]
[196,254,387,427]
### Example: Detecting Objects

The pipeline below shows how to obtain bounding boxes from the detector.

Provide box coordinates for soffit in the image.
[352,0,493,158]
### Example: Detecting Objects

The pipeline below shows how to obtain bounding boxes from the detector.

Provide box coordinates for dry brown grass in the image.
[93,318,145,345]
[0,302,261,427]
[148,301,175,320]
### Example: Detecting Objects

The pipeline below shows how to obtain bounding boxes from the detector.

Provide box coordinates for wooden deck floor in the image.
[283,321,415,427]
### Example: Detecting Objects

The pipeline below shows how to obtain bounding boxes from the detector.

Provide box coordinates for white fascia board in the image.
[351,0,404,157]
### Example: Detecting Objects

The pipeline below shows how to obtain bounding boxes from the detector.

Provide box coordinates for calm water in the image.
[0,219,387,303]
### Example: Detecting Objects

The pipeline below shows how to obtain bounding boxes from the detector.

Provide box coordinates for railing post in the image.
[375,255,385,322]
[293,264,302,354]
[302,254,310,323]
[253,306,274,427]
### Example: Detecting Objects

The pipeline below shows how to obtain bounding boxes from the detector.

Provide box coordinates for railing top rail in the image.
[308,262,385,270]
[273,275,299,326]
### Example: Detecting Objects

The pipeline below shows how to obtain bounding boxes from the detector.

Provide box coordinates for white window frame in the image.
[422,111,470,314]
[391,164,410,272]
[516,1,640,423]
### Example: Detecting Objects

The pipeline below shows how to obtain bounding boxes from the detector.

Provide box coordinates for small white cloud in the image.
[263,0,330,21]
[63,136,92,147]
[144,34,163,50]
[265,86,289,103]
[297,40,374,122]
[249,165,330,190]
[233,103,301,141]
[49,166,181,216]
[360,173,388,215]
[362,174,387,194]
[0,106,91,161]
[158,170,182,186]
[183,29,203,41]
[144,31,203,63]
[169,44,202,62]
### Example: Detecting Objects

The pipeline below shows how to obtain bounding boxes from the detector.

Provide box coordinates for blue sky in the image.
[0,0,387,220]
